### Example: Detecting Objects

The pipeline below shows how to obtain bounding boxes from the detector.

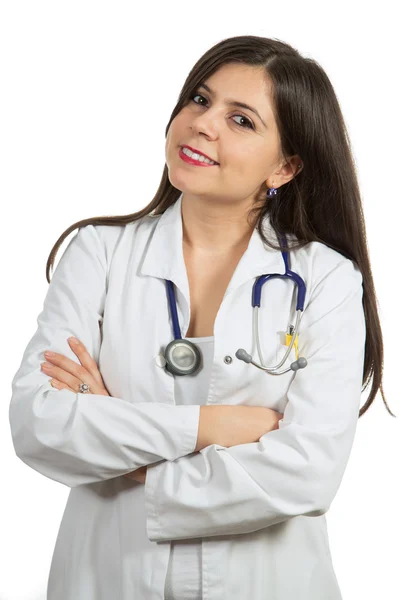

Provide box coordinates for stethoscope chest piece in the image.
[164,338,202,376]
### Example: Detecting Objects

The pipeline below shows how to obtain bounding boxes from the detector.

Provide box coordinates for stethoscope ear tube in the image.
[238,305,308,374]
[235,348,307,375]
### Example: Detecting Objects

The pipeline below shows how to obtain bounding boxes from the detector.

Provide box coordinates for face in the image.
[165,63,301,209]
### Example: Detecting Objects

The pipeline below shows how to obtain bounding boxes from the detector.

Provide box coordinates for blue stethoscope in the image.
[163,232,308,377]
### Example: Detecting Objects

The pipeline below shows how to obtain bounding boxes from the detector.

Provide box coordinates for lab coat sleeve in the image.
[9,225,200,488]
[144,257,366,541]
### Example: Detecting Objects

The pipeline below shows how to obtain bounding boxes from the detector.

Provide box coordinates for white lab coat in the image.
[9,192,366,600]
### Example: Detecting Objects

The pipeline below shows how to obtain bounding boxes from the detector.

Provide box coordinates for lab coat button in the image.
[155,354,166,368]
[223,355,233,364]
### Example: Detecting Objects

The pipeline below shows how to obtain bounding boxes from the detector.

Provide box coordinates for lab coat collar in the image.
[141,192,286,300]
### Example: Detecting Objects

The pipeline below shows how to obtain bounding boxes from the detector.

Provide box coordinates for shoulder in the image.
[289,238,363,311]
[76,212,161,266]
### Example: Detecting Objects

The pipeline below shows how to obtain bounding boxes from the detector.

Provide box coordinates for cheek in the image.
[168,112,188,137]
[165,133,179,167]
[165,117,188,159]
[225,149,267,180]
[165,126,176,150]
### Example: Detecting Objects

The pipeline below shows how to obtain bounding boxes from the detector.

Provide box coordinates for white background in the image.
[1,1,399,598]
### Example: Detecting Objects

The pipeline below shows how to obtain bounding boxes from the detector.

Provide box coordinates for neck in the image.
[181,194,257,254]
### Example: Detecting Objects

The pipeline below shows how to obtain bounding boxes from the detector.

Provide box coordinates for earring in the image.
[267,164,302,197]
[266,186,278,198]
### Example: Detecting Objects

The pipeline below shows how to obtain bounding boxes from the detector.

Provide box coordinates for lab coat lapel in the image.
[141,193,190,304]
[225,205,286,296]
[140,192,286,306]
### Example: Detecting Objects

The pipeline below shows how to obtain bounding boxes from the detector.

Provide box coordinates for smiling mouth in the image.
[179,147,219,167]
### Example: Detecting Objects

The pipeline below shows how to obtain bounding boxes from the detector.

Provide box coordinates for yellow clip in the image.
[285,333,299,360]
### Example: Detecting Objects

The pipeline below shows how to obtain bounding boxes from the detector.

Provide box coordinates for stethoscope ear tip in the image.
[235,349,308,374]
[235,349,252,363]
[292,357,308,370]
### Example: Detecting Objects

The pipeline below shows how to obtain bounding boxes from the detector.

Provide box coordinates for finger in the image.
[49,378,76,393]
[124,473,141,483]
[67,337,104,385]
[42,358,99,394]
[43,362,90,392]
[43,350,90,383]
[42,343,108,395]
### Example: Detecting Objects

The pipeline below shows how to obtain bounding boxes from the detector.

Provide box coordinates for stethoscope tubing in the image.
[163,232,308,376]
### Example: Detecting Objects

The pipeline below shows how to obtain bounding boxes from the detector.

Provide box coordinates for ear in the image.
[267,155,303,188]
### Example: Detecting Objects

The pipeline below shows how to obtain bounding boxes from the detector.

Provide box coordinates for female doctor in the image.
[9,35,393,600]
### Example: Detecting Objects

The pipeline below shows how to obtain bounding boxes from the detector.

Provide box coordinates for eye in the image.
[190,92,255,130]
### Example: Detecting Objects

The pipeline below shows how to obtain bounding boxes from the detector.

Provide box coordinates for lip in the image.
[179,145,219,166]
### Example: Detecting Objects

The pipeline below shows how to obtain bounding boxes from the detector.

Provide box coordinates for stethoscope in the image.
[162,232,308,377]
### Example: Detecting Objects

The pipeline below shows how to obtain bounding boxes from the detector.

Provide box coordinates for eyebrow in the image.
[198,82,267,128]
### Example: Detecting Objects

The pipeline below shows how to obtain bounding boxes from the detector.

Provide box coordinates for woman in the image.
[9,35,393,600]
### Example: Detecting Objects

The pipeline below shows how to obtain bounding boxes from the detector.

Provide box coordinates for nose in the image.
[190,111,219,140]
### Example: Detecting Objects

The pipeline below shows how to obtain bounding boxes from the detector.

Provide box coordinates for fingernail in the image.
[68,337,79,345]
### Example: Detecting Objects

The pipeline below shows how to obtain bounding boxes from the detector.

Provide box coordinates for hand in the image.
[40,336,110,396]
[265,408,284,432]
[195,405,285,451]
[41,336,145,483]
[124,466,147,484]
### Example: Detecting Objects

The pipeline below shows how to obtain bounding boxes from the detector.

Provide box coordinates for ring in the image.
[79,382,90,394]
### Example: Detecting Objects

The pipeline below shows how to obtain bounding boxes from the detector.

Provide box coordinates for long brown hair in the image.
[45,35,394,419]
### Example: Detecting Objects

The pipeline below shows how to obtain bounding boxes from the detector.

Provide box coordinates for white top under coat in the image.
[165,335,214,600]
[9,192,366,600]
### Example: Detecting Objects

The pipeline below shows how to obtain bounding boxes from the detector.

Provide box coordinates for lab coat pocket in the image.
[275,329,298,367]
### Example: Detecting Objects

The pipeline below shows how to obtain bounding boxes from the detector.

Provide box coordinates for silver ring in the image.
[79,382,90,394]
